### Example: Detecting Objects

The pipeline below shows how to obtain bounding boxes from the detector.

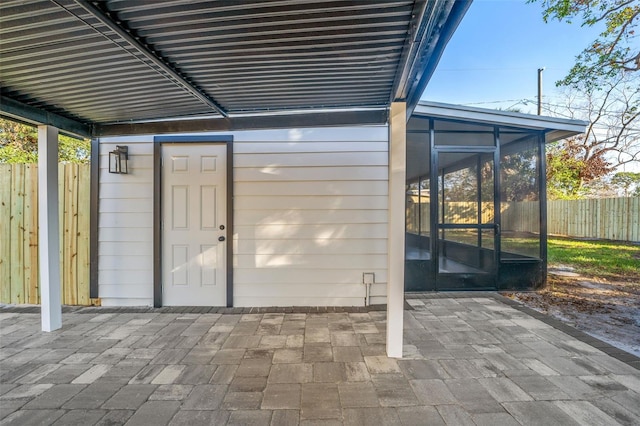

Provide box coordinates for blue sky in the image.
[421,0,603,114]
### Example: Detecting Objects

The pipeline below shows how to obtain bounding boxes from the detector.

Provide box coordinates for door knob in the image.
[218,236,225,242]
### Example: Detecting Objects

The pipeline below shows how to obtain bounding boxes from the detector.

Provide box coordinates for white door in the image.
[162,144,226,306]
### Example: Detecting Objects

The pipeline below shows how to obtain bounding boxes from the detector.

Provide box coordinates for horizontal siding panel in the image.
[99,255,152,271]
[99,269,152,286]
[235,152,388,168]
[234,166,387,182]
[234,283,366,298]
[235,254,386,269]
[235,239,387,255]
[234,141,388,154]
[235,195,388,210]
[99,284,153,298]
[234,268,388,285]
[235,181,388,196]
[235,210,387,226]
[99,169,153,184]
[234,296,364,307]
[233,127,388,143]
[99,198,153,213]
[99,227,152,242]
[369,296,386,305]
[99,212,154,228]
[234,224,388,240]
[369,283,387,297]
[100,183,154,199]
[99,241,153,256]
[99,155,154,170]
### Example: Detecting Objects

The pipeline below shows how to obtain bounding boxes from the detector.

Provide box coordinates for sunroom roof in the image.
[0,0,470,137]
[412,101,587,143]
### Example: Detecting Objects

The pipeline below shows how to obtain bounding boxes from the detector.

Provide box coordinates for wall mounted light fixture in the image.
[108,145,129,174]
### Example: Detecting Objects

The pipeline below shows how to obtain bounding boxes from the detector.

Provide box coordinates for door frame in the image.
[430,145,500,290]
[153,135,234,308]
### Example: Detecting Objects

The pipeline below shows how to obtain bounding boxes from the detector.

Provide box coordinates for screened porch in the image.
[405,102,584,291]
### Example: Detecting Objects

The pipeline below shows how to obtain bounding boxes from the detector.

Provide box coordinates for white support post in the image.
[386,102,406,358]
[38,125,62,332]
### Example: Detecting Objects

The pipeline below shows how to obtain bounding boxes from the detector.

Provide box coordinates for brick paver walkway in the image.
[1,296,639,425]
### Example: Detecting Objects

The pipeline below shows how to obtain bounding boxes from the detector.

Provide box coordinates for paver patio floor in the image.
[1,295,639,425]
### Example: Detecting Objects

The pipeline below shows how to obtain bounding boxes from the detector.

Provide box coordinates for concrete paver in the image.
[1,295,639,425]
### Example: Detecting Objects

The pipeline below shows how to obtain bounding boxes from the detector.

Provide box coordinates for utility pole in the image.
[537,67,545,115]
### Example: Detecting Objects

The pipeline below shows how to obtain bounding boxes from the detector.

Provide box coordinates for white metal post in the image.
[386,102,406,358]
[38,125,62,332]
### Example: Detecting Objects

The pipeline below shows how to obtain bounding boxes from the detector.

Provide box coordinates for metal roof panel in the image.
[1,0,470,133]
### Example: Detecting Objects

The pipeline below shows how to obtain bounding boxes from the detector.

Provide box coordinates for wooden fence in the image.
[407,197,640,242]
[0,163,91,305]
[547,197,640,242]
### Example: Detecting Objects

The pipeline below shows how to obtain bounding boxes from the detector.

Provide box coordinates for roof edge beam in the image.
[95,110,388,137]
[0,96,92,138]
[405,0,471,116]
[389,0,431,103]
[390,0,471,116]
[70,0,228,118]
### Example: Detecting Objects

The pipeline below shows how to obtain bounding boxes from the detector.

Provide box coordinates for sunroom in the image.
[405,102,585,292]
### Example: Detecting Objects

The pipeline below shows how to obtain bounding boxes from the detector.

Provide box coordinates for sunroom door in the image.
[434,150,499,290]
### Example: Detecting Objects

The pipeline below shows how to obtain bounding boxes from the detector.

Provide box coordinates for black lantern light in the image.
[108,145,129,174]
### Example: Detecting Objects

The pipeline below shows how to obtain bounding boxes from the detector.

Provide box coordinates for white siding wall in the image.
[233,127,388,306]
[98,137,155,306]
[98,126,389,307]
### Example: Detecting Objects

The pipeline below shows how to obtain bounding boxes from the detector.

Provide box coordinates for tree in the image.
[543,73,639,198]
[531,1,640,199]
[546,141,591,199]
[611,171,640,196]
[531,0,639,91]
[0,118,90,163]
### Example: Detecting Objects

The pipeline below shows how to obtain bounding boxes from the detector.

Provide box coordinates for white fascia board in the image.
[413,101,587,141]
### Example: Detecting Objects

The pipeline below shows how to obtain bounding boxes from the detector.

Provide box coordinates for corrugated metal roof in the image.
[1,0,469,131]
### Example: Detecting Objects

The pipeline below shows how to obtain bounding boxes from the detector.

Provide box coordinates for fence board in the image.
[65,165,78,305]
[58,163,64,304]
[0,163,92,305]
[77,165,90,305]
[0,165,12,303]
[24,165,39,304]
[10,166,25,303]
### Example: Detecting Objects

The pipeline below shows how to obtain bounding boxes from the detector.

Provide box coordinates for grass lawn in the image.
[548,237,640,282]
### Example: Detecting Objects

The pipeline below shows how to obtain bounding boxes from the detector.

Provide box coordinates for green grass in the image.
[548,237,640,281]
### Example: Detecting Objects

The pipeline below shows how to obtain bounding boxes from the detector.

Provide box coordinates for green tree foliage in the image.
[0,118,90,163]
[546,142,591,199]
[532,0,639,90]
[611,171,640,196]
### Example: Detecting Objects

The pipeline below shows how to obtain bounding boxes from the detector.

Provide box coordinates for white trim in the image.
[38,125,61,332]
[386,102,406,358]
